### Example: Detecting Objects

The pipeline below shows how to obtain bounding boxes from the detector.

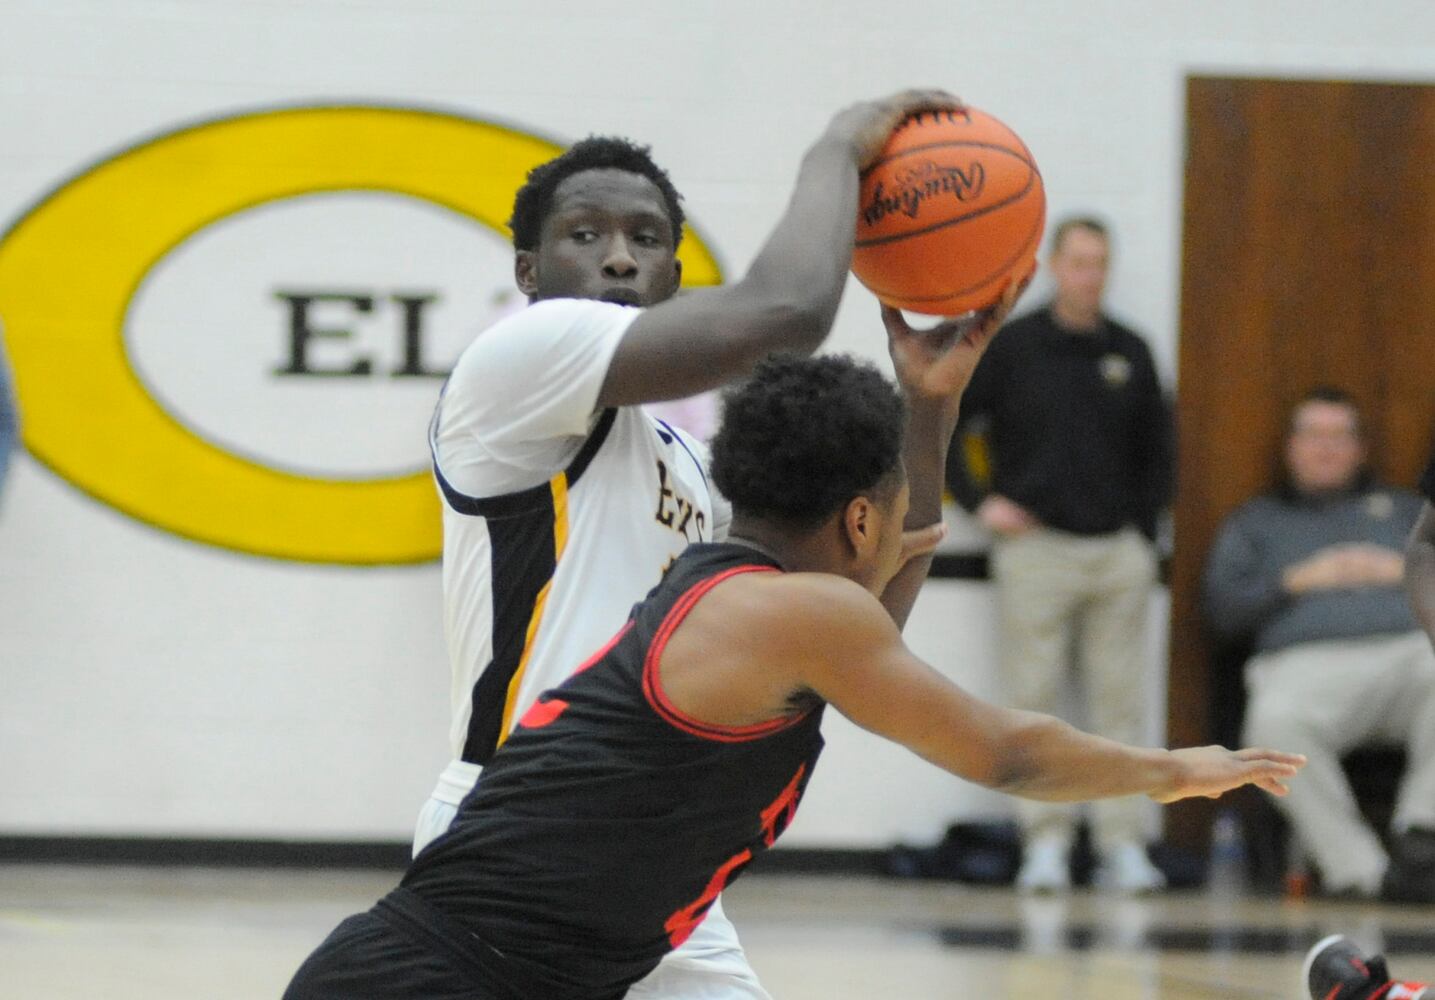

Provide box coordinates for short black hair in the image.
[711,354,907,529]
[1049,215,1109,254]
[507,136,685,252]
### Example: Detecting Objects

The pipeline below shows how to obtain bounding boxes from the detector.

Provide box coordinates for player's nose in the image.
[601,235,638,278]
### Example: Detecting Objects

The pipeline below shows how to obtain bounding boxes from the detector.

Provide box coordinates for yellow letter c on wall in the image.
[0,106,723,564]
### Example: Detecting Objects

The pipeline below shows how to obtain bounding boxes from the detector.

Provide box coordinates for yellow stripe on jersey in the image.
[495,471,571,745]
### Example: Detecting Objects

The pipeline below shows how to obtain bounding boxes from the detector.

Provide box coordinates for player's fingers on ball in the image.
[893,88,961,116]
[878,303,909,335]
[997,276,1019,309]
[970,316,1001,347]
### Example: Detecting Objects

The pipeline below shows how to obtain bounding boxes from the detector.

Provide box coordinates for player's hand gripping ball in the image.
[852,107,1045,316]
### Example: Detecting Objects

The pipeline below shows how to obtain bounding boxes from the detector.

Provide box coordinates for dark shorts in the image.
[283,890,510,1000]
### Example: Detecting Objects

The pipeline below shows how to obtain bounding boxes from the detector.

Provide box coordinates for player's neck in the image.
[726,519,840,576]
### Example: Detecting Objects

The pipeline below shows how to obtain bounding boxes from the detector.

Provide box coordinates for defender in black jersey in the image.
[407,542,817,997]
[287,355,1303,1000]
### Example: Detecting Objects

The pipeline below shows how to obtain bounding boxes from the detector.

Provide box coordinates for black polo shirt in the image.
[948,306,1173,538]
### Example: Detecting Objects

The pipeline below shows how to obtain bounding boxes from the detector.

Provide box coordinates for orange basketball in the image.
[851,107,1045,315]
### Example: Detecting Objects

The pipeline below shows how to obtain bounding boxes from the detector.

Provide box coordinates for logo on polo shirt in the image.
[0,106,723,564]
[1099,353,1132,388]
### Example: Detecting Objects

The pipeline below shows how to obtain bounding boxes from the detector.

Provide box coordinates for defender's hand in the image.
[881,270,1030,404]
[1149,746,1306,804]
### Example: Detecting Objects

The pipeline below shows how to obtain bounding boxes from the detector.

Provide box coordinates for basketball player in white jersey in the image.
[416,88,1009,1000]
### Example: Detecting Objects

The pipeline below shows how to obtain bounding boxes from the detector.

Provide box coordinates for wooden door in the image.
[1168,77,1435,850]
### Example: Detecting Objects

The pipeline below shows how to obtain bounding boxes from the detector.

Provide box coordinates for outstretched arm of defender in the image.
[598,90,962,408]
[778,575,1304,803]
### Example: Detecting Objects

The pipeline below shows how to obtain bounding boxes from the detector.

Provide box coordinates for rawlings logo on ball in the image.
[851,105,1045,316]
[861,161,986,225]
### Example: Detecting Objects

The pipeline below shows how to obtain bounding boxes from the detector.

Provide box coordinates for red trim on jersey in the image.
[517,697,569,729]
[642,564,812,742]
[758,763,807,846]
[573,621,634,677]
[663,847,753,948]
[516,622,633,731]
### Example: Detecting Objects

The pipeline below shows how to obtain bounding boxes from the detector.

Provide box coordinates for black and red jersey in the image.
[401,542,826,999]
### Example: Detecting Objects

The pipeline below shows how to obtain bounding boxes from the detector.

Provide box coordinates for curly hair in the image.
[711,354,907,529]
[507,136,685,252]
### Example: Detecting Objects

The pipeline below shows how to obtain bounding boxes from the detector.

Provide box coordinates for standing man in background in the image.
[947,217,1174,893]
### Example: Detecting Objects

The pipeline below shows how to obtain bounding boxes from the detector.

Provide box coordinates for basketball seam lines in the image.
[856,202,1044,303]
[853,170,1038,250]
[859,139,1038,178]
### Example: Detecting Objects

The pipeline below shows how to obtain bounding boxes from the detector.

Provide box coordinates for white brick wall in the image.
[0,0,1430,842]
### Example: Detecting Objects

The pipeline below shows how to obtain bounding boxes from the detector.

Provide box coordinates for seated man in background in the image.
[1203,387,1435,901]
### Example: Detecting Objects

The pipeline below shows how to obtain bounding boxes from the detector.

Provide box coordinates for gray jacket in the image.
[1203,486,1423,654]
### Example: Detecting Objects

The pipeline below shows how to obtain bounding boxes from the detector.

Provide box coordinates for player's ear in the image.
[515,251,539,299]
[841,497,875,555]
[667,257,683,297]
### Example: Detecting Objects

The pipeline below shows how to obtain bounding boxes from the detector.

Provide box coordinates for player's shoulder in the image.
[457,298,637,358]
[656,417,711,463]
[731,571,890,634]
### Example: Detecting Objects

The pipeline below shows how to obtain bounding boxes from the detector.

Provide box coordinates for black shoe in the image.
[1303,934,1428,1000]
[1381,828,1435,905]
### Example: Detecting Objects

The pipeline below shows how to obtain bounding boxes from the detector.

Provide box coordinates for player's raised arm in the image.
[780,573,1304,804]
[595,90,962,408]
[877,277,1028,628]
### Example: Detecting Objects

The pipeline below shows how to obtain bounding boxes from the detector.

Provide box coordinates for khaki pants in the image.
[1243,630,1435,894]
[991,525,1157,852]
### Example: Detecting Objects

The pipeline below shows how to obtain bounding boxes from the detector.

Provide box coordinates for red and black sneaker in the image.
[1304,935,1429,1000]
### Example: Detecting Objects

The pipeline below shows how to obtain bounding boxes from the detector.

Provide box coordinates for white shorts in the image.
[413,759,772,1000]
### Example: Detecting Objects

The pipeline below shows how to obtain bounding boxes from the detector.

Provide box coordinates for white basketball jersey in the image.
[430,298,724,764]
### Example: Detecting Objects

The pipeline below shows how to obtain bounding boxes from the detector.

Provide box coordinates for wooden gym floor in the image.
[3,863,1433,998]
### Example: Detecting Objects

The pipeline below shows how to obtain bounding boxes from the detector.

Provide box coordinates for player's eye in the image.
[571,229,597,244]
[633,232,662,248]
